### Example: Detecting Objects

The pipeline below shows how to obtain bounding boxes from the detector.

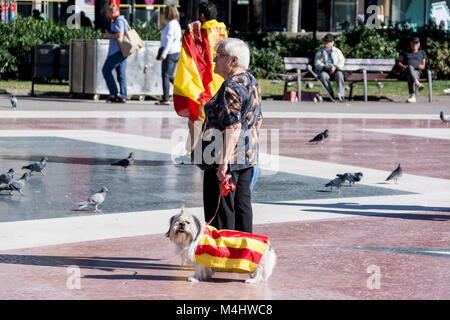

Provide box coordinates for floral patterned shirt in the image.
[203,71,262,172]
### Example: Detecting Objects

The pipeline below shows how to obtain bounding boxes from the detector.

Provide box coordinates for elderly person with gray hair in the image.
[198,37,262,233]
[314,33,346,102]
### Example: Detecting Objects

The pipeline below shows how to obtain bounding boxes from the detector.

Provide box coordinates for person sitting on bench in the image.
[313,34,346,102]
[397,37,427,103]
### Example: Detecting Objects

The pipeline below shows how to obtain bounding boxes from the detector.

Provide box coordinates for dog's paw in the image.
[187,276,199,283]
[245,278,260,284]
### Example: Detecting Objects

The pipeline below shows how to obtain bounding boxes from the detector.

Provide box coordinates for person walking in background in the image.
[314,33,346,102]
[156,5,182,105]
[102,4,129,103]
[397,37,427,103]
[172,1,227,164]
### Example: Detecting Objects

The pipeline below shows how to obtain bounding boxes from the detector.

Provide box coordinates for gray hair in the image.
[217,38,250,70]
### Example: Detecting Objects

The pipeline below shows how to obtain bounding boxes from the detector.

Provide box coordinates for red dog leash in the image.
[206,175,236,226]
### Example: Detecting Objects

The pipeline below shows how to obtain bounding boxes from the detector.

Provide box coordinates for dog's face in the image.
[166,210,202,247]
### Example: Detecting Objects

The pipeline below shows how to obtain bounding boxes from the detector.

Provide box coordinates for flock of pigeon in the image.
[0,157,47,196]
[309,110,449,192]
[3,93,450,208]
[308,129,404,193]
[0,152,135,213]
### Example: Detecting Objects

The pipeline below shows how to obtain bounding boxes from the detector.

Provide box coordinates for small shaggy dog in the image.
[166,209,276,283]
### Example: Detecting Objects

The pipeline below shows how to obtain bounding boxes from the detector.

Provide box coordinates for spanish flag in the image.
[173,20,227,123]
[195,225,269,273]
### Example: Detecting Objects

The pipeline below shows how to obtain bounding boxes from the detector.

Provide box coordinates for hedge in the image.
[1,16,449,80]
[0,15,160,80]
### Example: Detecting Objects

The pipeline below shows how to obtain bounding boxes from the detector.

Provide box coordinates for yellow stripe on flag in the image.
[173,49,203,103]
[195,255,259,273]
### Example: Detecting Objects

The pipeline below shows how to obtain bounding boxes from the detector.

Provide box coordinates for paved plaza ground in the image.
[0,94,449,301]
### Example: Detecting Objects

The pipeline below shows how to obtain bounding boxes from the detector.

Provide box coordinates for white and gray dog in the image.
[166,208,276,283]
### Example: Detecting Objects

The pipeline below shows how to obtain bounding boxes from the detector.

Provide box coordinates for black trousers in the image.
[203,167,253,233]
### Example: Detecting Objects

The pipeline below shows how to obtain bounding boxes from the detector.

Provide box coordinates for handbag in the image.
[117,17,144,58]
[156,47,164,60]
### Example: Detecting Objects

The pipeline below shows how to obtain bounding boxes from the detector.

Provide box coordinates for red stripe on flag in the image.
[181,30,214,106]
[173,94,199,122]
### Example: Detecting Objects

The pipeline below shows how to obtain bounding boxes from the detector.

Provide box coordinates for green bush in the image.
[0,15,160,80]
[248,46,284,78]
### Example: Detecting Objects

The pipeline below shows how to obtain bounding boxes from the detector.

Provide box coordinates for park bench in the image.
[279,57,433,103]
[276,57,314,102]
[343,58,433,103]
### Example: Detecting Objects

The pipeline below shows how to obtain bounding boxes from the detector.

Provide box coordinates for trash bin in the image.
[32,44,59,79]
[57,44,70,80]
[69,39,85,94]
[70,39,164,99]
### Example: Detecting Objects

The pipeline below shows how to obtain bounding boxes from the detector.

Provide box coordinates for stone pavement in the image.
[0,94,449,300]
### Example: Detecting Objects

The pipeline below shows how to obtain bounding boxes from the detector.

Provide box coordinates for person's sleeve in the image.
[111,18,126,34]
[161,23,176,58]
[335,48,345,70]
[422,51,427,60]
[314,50,325,71]
[220,84,242,128]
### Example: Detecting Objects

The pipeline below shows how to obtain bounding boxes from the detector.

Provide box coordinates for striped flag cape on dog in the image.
[194,225,269,273]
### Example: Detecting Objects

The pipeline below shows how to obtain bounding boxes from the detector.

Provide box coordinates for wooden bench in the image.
[343,58,433,103]
[276,57,314,102]
[278,57,433,103]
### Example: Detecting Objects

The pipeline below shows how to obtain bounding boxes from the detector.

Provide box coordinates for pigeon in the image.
[111,152,134,171]
[325,176,345,192]
[440,111,450,124]
[309,129,328,144]
[22,156,48,176]
[385,164,403,184]
[0,168,15,185]
[10,95,17,108]
[337,172,363,186]
[77,186,109,213]
[0,173,30,196]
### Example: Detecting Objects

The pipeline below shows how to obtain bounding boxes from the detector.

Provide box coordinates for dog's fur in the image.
[166,208,276,283]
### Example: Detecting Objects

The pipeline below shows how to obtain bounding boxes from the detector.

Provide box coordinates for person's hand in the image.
[104,31,111,38]
[159,56,166,61]
[417,64,425,70]
[216,163,228,182]
[330,65,336,74]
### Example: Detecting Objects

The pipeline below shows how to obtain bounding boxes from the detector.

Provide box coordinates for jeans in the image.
[161,52,180,101]
[203,167,253,233]
[102,51,127,99]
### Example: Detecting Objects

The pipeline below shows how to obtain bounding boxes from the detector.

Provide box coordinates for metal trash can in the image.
[69,39,85,94]
[57,44,70,80]
[70,39,164,99]
[32,44,59,79]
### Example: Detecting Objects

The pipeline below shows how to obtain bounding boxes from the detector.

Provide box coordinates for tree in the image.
[249,0,263,31]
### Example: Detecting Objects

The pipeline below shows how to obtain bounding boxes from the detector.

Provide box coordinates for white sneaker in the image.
[175,155,192,164]
[407,95,416,103]
[416,82,424,91]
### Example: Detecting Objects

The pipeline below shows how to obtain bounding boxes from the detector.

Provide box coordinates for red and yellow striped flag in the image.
[195,225,269,273]
[173,20,227,122]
